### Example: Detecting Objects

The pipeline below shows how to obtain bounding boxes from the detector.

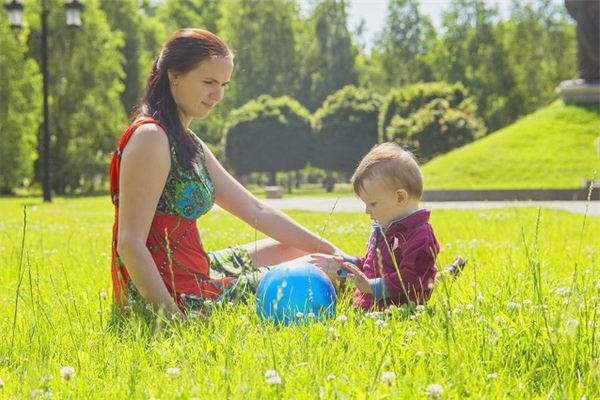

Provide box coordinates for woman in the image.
[110,29,341,320]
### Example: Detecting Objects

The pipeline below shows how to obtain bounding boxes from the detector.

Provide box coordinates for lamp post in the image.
[3,0,84,202]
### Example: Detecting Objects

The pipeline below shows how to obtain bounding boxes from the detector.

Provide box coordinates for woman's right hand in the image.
[309,253,344,283]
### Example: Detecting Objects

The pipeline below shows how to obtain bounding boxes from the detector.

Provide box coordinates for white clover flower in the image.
[328,327,337,334]
[406,330,417,337]
[555,287,571,296]
[453,305,464,314]
[465,304,475,311]
[381,371,396,383]
[375,320,388,328]
[166,367,180,378]
[265,370,281,385]
[98,290,108,300]
[507,302,521,310]
[0,378,4,388]
[415,351,424,357]
[307,312,316,319]
[523,299,532,307]
[596,279,600,291]
[326,374,336,381]
[476,293,484,302]
[42,375,53,383]
[295,312,304,318]
[563,298,570,305]
[336,314,347,322]
[487,373,498,380]
[416,305,425,312]
[60,366,75,381]
[426,383,444,399]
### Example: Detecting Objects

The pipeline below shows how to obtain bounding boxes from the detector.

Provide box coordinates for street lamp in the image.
[3,0,84,202]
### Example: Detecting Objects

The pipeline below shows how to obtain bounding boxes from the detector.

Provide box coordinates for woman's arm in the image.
[116,124,184,319]
[203,144,340,255]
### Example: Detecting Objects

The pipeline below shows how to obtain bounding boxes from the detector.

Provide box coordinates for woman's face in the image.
[169,56,234,124]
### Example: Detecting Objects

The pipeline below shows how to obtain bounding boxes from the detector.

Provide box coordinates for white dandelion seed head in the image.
[426,383,444,399]
[166,367,180,378]
[60,366,75,381]
[381,371,396,383]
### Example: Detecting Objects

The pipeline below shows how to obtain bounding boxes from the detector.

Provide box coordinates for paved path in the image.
[255,197,600,216]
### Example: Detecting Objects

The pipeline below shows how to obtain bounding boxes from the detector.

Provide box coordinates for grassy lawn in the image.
[0,196,598,399]
[422,101,600,189]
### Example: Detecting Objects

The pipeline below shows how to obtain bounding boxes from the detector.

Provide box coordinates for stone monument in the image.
[556,0,600,104]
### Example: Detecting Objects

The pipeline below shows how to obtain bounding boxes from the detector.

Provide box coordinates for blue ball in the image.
[255,260,337,326]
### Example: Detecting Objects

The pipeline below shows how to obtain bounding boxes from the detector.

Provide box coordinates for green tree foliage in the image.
[0,17,42,193]
[218,0,299,108]
[26,0,126,194]
[312,85,382,175]
[298,0,358,111]
[100,0,146,114]
[501,0,576,115]
[156,0,221,35]
[381,82,485,162]
[428,0,517,131]
[224,95,312,184]
[375,0,435,87]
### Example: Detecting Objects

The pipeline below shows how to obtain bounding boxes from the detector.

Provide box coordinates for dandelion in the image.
[426,383,444,399]
[336,314,347,322]
[60,366,75,381]
[265,370,281,385]
[166,367,180,378]
[381,371,396,384]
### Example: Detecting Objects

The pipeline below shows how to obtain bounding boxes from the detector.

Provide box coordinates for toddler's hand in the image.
[340,262,373,294]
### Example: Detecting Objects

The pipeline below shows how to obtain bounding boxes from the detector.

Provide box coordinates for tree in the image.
[0,16,42,193]
[428,0,517,131]
[156,0,222,35]
[375,0,435,86]
[218,0,299,108]
[298,0,359,111]
[380,82,485,162]
[26,0,126,194]
[224,95,312,186]
[312,85,382,177]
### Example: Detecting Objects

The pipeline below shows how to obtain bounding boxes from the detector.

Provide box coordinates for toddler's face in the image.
[357,177,409,228]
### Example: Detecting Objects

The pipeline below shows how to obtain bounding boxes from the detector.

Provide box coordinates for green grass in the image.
[0,196,599,399]
[422,101,600,189]
[246,183,355,198]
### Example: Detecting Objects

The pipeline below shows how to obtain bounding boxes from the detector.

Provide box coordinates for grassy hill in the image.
[422,101,600,189]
